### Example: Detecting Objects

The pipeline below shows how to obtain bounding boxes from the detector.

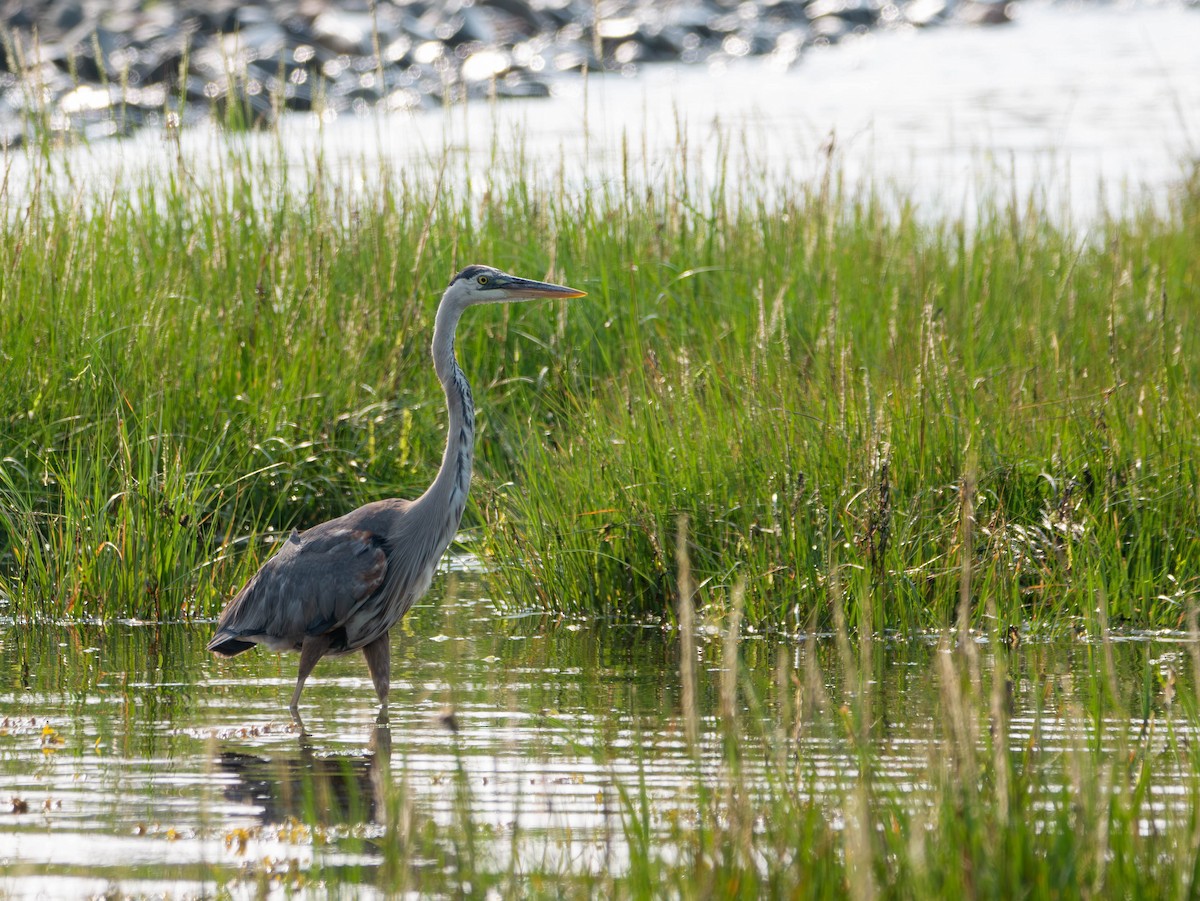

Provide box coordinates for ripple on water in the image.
[1,594,1197,894]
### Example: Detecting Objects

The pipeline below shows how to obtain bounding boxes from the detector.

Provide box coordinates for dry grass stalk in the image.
[676,514,700,752]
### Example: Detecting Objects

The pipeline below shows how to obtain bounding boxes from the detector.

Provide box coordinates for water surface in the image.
[2,569,1195,896]
[4,3,1197,222]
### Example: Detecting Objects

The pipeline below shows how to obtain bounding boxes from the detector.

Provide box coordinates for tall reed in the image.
[2,124,1198,633]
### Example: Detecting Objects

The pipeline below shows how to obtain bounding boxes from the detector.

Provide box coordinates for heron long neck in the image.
[414,296,475,535]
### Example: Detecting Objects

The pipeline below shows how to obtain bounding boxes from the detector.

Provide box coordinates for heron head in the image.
[446,265,586,306]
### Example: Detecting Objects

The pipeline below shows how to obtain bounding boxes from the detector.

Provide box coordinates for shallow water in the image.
[2,565,1196,897]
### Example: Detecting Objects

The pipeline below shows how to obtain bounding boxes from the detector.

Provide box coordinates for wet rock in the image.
[0,0,1042,142]
[956,0,1013,25]
[0,90,24,146]
[45,78,162,139]
[310,8,378,55]
[246,59,315,111]
[806,0,879,28]
[808,14,852,42]
[461,2,543,45]
[770,27,808,67]
[495,69,551,98]
[905,0,949,26]
[460,47,512,82]
[208,77,279,129]
[48,0,85,32]
[762,1,810,24]
[129,32,195,86]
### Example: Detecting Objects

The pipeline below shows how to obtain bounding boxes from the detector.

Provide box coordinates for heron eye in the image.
[477,275,489,285]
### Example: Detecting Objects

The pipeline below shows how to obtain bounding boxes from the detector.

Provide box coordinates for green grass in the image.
[492,162,1200,632]
[1,127,1198,633]
[364,605,1200,899]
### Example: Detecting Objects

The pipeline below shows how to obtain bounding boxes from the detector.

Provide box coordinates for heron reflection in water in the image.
[218,718,394,826]
[208,266,585,716]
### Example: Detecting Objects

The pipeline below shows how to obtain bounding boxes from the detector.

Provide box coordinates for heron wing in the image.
[208,524,389,656]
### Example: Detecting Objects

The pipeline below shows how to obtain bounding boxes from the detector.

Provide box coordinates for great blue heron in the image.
[207,265,586,714]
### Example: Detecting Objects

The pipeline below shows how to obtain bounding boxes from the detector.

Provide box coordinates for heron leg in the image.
[362,634,391,707]
[290,634,333,713]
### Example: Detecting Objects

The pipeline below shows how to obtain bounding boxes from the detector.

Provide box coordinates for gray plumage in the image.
[208,265,586,714]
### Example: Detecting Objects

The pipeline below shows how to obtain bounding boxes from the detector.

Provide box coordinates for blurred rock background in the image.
[0,0,1020,145]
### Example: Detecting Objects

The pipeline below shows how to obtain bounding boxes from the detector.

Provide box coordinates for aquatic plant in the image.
[1,124,1198,633]
[3,569,1199,898]
[489,160,1200,631]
